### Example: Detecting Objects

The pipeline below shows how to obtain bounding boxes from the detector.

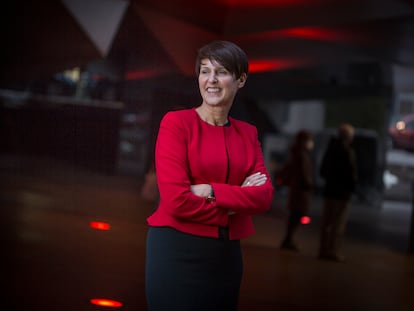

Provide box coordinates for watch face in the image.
[206,195,216,203]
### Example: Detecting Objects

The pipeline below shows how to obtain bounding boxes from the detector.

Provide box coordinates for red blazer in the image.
[147,108,274,240]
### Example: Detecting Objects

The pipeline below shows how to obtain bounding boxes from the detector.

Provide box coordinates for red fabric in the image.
[147,108,274,240]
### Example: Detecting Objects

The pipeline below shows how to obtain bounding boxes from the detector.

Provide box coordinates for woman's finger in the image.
[243,172,268,187]
[245,174,267,186]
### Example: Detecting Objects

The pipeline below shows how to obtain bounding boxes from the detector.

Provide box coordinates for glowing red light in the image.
[249,59,301,73]
[301,216,311,225]
[280,27,340,41]
[236,26,354,44]
[90,298,123,307]
[89,221,111,231]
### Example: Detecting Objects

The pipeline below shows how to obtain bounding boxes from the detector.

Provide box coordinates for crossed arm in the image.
[191,172,267,197]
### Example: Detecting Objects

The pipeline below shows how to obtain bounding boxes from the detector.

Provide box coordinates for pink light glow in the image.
[301,216,311,225]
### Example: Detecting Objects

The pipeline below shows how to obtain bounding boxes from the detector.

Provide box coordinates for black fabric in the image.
[320,137,357,200]
[145,226,242,311]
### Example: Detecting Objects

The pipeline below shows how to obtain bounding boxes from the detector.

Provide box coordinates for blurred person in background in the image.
[145,40,274,311]
[318,123,358,262]
[279,129,314,251]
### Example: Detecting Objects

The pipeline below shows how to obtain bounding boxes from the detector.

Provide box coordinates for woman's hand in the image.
[191,184,235,215]
[190,184,212,198]
[242,172,267,187]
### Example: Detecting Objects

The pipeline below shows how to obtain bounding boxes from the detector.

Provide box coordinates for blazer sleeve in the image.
[155,112,229,226]
[211,126,274,215]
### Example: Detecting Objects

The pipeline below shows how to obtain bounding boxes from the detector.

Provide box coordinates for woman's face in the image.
[198,58,246,108]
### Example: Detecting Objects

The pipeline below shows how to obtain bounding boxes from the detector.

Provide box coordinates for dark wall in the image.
[0,98,123,174]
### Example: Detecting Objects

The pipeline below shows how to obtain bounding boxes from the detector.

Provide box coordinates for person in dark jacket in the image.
[280,129,314,251]
[318,123,358,261]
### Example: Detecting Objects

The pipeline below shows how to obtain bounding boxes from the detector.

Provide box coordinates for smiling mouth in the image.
[207,88,221,93]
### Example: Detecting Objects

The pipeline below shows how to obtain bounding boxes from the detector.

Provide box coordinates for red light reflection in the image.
[89,221,111,231]
[236,26,357,43]
[249,59,302,73]
[125,68,166,80]
[90,298,123,307]
[301,216,311,225]
[280,27,343,41]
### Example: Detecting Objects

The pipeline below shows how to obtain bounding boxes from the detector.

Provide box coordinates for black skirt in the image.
[145,226,243,311]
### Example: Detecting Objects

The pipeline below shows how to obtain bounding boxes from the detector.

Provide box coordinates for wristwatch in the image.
[206,188,216,203]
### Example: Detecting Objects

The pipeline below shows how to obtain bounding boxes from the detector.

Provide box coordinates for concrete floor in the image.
[2,155,414,311]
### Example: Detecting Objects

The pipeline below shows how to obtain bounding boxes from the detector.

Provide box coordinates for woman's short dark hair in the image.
[195,40,249,79]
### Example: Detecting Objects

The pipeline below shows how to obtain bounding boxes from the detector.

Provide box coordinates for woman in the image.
[279,129,314,251]
[145,40,274,310]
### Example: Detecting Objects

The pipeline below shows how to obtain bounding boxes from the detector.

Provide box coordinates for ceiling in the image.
[2,0,414,87]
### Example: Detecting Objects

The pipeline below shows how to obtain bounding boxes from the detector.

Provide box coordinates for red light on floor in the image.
[89,221,111,231]
[301,216,311,225]
[90,298,123,308]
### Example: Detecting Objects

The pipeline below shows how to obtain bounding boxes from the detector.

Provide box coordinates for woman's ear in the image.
[238,73,247,88]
